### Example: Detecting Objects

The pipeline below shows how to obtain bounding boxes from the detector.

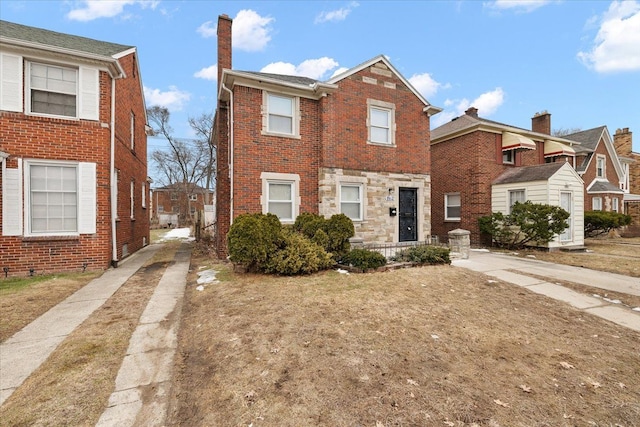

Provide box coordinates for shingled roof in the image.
[235,71,319,87]
[0,20,132,58]
[564,126,606,153]
[492,162,566,185]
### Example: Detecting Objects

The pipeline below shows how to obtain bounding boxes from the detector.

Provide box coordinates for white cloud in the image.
[331,67,350,78]
[483,0,551,13]
[67,0,158,21]
[315,1,359,23]
[261,57,339,80]
[197,20,217,38]
[431,88,505,128]
[144,85,191,110]
[578,0,640,73]
[194,64,218,81]
[408,72,451,99]
[233,9,274,52]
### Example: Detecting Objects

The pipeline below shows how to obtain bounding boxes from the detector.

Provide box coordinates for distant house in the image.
[0,20,149,276]
[213,14,441,257]
[564,126,626,214]
[430,108,584,248]
[151,182,214,227]
[613,127,640,231]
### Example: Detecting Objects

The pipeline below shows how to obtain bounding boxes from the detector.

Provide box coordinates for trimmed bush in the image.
[227,213,283,272]
[390,245,451,265]
[325,214,355,259]
[265,230,334,275]
[584,211,632,237]
[341,248,387,270]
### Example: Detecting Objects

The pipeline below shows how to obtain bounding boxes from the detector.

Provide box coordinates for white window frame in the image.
[596,155,606,178]
[158,204,164,213]
[445,193,461,221]
[114,169,119,220]
[130,181,135,219]
[367,99,396,146]
[592,196,602,211]
[508,189,526,213]
[130,111,135,150]
[26,61,78,119]
[262,92,300,138]
[141,183,146,208]
[189,193,198,201]
[502,149,515,165]
[339,183,364,221]
[612,197,619,213]
[260,172,300,223]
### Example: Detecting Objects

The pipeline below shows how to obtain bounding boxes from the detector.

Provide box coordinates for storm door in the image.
[398,187,418,242]
[559,191,572,241]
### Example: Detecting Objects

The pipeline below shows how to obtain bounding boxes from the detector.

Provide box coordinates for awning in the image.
[502,132,536,151]
[544,140,575,157]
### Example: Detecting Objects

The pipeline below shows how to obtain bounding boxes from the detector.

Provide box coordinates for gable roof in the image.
[565,126,624,180]
[587,179,624,194]
[492,162,567,185]
[0,20,132,57]
[564,126,606,154]
[328,55,442,115]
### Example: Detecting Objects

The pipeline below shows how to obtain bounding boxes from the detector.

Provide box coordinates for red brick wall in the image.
[215,103,230,257]
[0,53,148,276]
[582,136,621,212]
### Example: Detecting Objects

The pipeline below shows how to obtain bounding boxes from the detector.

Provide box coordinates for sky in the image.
[2,0,639,173]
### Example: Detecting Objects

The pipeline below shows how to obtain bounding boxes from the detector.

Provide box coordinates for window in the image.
[130,181,135,219]
[189,194,198,201]
[445,193,461,220]
[509,189,526,212]
[141,183,146,208]
[340,184,363,221]
[130,112,135,150]
[596,155,605,178]
[158,205,164,213]
[612,197,619,213]
[367,99,395,145]
[170,193,178,200]
[29,163,78,234]
[29,62,77,117]
[266,93,295,135]
[503,149,515,164]
[592,197,602,211]
[261,172,300,222]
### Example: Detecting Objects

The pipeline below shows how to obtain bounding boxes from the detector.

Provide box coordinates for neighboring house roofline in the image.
[567,126,625,183]
[492,162,583,185]
[586,178,624,194]
[328,54,442,115]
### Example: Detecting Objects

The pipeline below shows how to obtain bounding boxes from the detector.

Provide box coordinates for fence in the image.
[351,236,442,259]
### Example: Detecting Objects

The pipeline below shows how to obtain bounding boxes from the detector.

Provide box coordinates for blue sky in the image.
[2,0,639,158]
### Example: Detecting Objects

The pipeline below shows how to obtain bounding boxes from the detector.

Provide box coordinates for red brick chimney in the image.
[532,111,551,135]
[217,14,232,95]
[465,107,478,118]
[614,127,633,156]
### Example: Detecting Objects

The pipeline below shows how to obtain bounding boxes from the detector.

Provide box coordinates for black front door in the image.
[398,187,417,242]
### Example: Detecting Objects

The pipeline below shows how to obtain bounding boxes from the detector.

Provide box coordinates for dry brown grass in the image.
[0,242,182,427]
[168,259,640,427]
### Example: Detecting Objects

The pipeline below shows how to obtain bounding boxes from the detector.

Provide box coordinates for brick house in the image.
[151,182,214,227]
[563,126,626,214]
[430,108,584,248]
[613,127,640,229]
[0,20,149,277]
[214,14,441,256]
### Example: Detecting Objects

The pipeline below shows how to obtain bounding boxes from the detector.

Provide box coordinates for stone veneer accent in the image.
[319,167,431,243]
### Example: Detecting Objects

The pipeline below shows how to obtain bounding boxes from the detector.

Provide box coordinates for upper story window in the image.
[503,149,515,165]
[189,194,198,201]
[29,62,77,118]
[445,193,461,221]
[367,99,396,145]
[596,155,605,178]
[170,193,178,200]
[130,112,135,150]
[509,189,526,213]
[264,93,299,137]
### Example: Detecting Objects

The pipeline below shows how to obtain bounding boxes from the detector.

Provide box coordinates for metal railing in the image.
[351,236,442,259]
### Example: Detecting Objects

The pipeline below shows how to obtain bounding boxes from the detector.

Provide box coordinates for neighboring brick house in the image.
[613,127,640,229]
[0,20,149,277]
[431,108,583,248]
[564,126,626,214]
[151,182,214,227]
[214,14,441,256]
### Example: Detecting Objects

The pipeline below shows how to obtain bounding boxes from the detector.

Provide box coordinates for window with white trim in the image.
[141,183,146,208]
[130,181,135,219]
[508,189,526,212]
[189,194,198,201]
[502,149,515,164]
[158,204,164,212]
[367,99,395,145]
[596,155,605,178]
[114,169,119,219]
[592,196,602,211]
[130,112,135,150]
[445,193,461,221]
[28,163,78,234]
[261,172,300,222]
[612,197,619,213]
[340,184,363,221]
[28,62,77,117]
[265,93,296,136]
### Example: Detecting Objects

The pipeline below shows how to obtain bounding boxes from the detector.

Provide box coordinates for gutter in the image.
[220,83,234,225]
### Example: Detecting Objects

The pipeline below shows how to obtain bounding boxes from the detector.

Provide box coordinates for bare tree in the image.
[553,127,582,137]
[147,106,216,221]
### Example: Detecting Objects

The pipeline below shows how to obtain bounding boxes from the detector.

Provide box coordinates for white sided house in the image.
[491,162,584,249]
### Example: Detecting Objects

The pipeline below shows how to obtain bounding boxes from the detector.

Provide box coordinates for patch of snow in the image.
[471,248,490,252]
[337,268,350,275]
[431,334,439,339]
[526,255,536,258]
[603,297,621,304]
[632,307,640,312]
[197,269,219,284]
[487,280,497,283]
[196,285,204,291]
[159,227,195,242]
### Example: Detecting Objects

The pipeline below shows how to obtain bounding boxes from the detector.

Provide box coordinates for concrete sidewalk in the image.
[453,251,640,332]
[0,244,161,406]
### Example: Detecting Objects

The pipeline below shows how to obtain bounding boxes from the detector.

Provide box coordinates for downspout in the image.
[110,77,118,266]
[221,82,234,225]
